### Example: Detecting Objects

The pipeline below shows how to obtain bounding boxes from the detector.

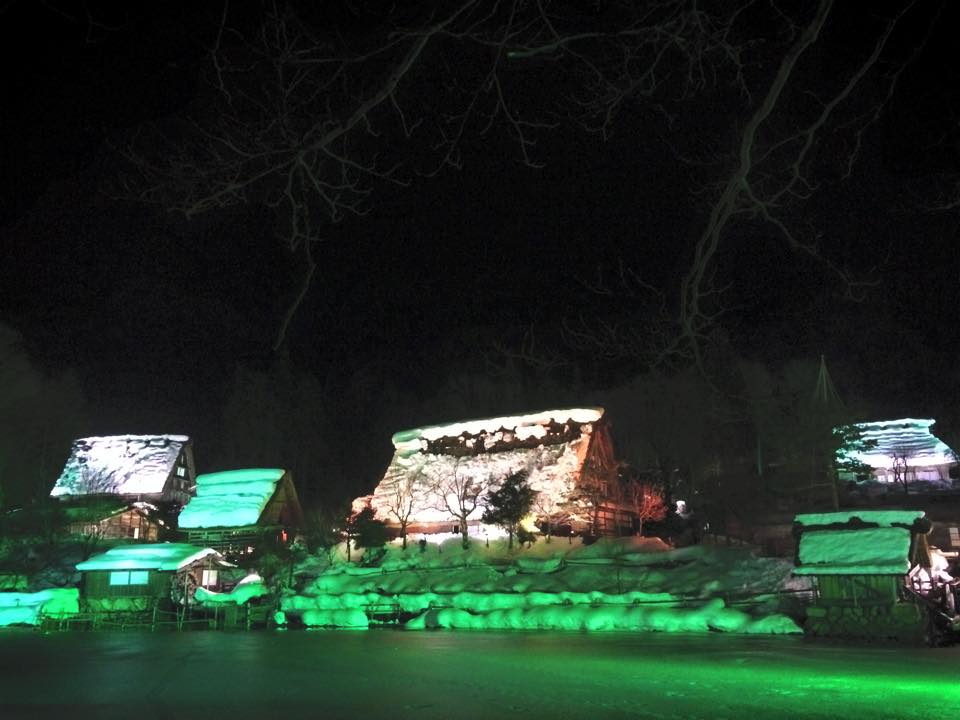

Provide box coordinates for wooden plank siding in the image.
[814,575,901,607]
[67,508,163,541]
[82,569,170,599]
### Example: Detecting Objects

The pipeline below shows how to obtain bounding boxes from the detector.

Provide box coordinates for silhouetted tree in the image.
[481,471,537,550]
[0,324,87,507]
[343,504,387,562]
[626,480,667,536]
[120,2,926,358]
[433,460,488,549]
[383,468,428,550]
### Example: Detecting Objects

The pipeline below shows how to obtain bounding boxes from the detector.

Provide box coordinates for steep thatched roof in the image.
[50,435,190,498]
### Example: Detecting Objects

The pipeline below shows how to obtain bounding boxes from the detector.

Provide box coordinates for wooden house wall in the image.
[66,509,162,541]
[581,422,627,536]
[160,445,195,506]
[814,575,901,607]
[259,473,304,528]
[82,569,170,599]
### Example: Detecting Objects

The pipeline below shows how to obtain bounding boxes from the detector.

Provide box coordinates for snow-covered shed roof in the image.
[76,543,221,572]
[792,510,928,576]
[367,408,612,526]
[794,510,926,528]
[177,468,287,529]
[839,418,956,469]
[50,435,190,498]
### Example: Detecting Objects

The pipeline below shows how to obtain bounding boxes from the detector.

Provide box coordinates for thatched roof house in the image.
[177,468,303,554]
[50,434,195,505]
[838,418,958,488]
[360,407,620,536]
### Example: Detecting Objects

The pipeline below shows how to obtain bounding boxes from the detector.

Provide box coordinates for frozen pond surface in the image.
[1,629,957,719]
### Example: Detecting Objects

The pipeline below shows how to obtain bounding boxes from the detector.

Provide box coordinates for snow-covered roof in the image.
[792,510,926,576]
[76,543,221,572]
[794,510,926,528]
[839,418,956,469]
[793,528,912,575]
[391,408,604,456]
[177,468,286,529]
[368,408,610,526]
[50,434,189,498]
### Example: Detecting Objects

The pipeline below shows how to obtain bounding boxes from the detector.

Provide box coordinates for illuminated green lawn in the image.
[0,631,955,719]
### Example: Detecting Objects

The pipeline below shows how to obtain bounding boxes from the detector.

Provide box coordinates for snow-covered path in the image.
[0,630,957,719]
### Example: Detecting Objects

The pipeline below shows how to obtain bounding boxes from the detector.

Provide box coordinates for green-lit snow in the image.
[76,543,219,571]
[794,510,925,528]
[196,576,269,606]
[178,468,285,528]
[0,588,79,626]
[284,537,804,634]
[793,527,911,575]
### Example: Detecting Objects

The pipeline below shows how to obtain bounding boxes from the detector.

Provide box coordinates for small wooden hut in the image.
[76,543,229,612]
[177,468,303,557]
[792,510,950,641]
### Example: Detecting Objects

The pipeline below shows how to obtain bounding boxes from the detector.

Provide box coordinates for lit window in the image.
[950,527,960,548]
[176,466,186,477]
[110,570,149,585]
[201,570,218,587]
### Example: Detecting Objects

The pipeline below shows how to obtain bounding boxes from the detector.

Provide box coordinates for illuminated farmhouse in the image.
[49,435,196,541]
[177,468,304,556]
[51,434,196,504]
[358,408,622,538]
[837,418,958,489]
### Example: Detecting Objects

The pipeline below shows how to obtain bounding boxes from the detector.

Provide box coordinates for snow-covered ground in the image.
[283,536,808,634]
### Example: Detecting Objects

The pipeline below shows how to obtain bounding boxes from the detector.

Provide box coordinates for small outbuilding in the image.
[76,543,229,612]
[792,510,958,642]
[177,468,303,556]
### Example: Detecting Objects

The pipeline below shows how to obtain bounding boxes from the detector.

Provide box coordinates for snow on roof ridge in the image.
[391,407,604,448]
[794,510,926,528]
[50,434,191,498]
[76,543,220,571]
[178,468,287,529]
[195,468,285,483]
[72,433,191,443]
[839,417,956,469]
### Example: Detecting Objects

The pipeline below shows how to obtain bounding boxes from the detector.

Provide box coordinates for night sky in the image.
[1,1,958,506]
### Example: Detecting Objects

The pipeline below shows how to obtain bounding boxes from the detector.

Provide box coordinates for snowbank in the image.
[0,588,80,627]
[195,575,270,606]
[283,537,807,634]
[403,600,800,634]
